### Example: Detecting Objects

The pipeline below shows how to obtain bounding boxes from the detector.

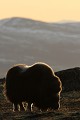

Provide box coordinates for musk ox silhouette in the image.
[4,62,62,111]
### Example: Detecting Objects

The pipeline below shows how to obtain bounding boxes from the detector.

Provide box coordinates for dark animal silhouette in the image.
[4,62,62,111]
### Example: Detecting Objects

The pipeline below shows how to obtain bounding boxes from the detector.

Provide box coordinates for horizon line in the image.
[0,16,80,23]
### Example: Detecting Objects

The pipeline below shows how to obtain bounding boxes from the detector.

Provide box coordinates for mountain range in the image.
[0,17,80,77]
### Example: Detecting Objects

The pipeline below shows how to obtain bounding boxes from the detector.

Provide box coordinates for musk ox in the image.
[4,62,62,111]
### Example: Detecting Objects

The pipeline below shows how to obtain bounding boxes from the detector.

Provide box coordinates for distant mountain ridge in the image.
[0,17,50,29]
[0,17,80,30]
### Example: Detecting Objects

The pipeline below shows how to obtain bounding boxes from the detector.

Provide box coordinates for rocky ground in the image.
[0,67,80,120]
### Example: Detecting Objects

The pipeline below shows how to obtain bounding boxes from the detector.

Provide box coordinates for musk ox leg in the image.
[13,103,18,111]
[52,94,60,110]
[27,102,32,112]
[19,102,25,111]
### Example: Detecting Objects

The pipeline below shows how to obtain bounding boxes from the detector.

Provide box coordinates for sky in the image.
[0,0,80,22]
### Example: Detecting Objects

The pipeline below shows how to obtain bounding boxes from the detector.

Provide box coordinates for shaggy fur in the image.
[4,62,62,111]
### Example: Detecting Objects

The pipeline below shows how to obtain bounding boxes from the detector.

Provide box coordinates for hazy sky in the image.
[0,0,80,22]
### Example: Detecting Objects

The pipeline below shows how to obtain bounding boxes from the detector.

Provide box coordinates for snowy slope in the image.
[0,17,80,77]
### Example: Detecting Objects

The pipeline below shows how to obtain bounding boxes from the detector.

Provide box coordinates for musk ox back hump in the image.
[27,62,54,78]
